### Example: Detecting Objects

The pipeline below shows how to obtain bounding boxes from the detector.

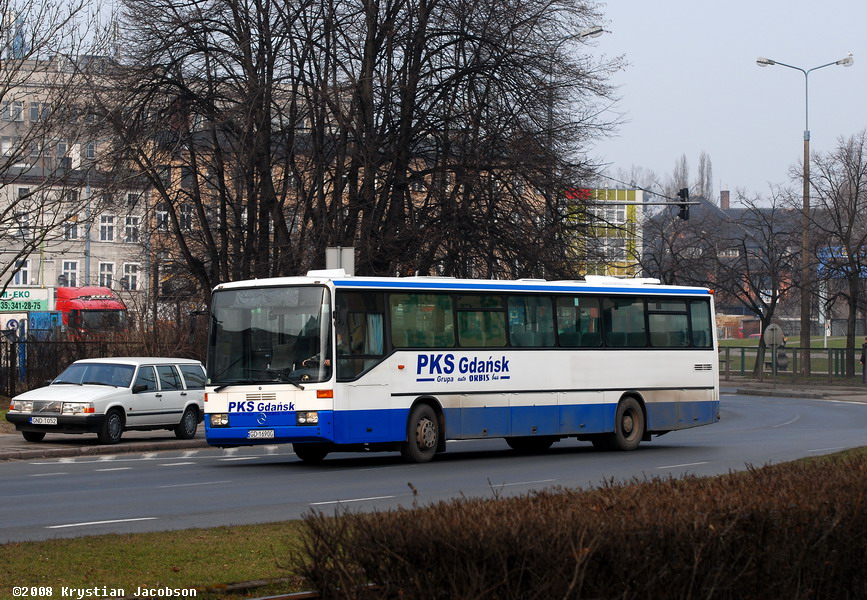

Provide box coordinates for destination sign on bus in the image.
[0,288,50,312]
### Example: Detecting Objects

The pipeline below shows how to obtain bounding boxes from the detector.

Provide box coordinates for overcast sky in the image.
[591,1,867,200]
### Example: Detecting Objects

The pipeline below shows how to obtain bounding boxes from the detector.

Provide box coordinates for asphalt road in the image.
[1,390,866,543]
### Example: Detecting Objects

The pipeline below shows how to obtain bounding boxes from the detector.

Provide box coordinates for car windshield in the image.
[53,363,136,387]
[207,285,333,386]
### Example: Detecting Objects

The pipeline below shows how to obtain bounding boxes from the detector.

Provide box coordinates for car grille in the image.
[32,401,63,413]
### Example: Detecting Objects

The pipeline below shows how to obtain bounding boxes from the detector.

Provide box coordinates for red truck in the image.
[54,286,128,335]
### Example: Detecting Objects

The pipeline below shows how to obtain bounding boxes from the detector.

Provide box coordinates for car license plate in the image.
[247,429,275,439]
[30,416,58,425]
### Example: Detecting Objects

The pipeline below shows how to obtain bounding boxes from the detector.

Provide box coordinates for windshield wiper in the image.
[81,381,119,387]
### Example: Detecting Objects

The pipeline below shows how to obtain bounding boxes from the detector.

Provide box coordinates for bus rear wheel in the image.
[401,404,439,463]
[609,397,644,451]
[293,443,329,464]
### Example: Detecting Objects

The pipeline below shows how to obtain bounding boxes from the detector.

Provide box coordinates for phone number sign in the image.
[0,288,50,311]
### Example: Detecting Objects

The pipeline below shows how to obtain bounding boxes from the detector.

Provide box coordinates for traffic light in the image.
[676,187,690,220]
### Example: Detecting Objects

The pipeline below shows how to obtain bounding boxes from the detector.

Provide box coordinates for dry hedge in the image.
[294,453,867,600]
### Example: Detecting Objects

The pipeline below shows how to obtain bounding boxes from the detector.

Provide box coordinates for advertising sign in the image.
[0,287,50,311]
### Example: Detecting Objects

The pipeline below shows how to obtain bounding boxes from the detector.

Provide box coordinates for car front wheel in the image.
[97,409,124,445]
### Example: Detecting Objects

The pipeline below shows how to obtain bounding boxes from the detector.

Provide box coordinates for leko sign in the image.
[0,288,50,312]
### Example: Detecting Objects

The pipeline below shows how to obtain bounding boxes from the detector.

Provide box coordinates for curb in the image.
[0,438,209,462]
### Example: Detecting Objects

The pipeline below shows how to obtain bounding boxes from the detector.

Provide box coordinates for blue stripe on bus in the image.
[333,279,710,295]
[204,400,719,446]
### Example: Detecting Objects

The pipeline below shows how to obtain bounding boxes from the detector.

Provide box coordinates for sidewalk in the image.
[0,428,208,462]
[728,379,867,403]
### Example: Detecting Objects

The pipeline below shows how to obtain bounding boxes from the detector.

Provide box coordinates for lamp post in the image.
[756,53,853,375]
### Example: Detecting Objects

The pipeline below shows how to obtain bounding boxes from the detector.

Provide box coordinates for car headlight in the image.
[297,411,319,425]
[210,414,229,427]
[12,400,33,412]
[62,402,95,414]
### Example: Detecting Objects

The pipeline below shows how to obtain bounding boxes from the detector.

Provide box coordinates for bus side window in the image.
[457,295,506,347]
[603,297,646,348]
[557,296,601,347]
[508,295,554,347]
[690,299,713,347]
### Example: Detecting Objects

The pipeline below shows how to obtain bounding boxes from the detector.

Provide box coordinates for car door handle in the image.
[156,393,162,398]
[181,391,187,396]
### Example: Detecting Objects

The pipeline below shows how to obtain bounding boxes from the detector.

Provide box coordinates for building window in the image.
[13,260,30,285]
[85,141,96,159]
[125,216,140,243]
[100,215,115,241]
[127,193,140,208]
[99,263,114,288]
[156,203,169,231]
[179,203,193,231]
[15,212,30,239]
[122,263,140,290]
[62,261,78,287]
[30,102,48,122]
[64,219,79,240]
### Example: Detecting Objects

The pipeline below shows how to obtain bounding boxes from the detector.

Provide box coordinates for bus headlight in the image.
[210,414,229,427]
[62,402,95,414]
[297,411,319,425]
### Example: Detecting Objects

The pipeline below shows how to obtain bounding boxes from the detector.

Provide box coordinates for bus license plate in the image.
[31,416,58,425]
[247,430,274,439]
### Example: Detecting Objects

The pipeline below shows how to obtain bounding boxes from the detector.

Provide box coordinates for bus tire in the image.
[610,397,644,451]
[506,436,555,453]
[400,404,439,463]
[97,409,125,445]
[22,431,46,442]
[293,443,329,464]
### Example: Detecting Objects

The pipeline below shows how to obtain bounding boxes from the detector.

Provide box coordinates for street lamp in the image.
[756,53,853,375]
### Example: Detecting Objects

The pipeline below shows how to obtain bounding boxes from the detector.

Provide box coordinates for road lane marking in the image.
[219,457,259,461]
[772,415,800,428]
[159,480,233,488]
[47,517,157,529]
[95,467,132,472]
[498,479,557,487]
[159,462,197,466]
[808,446,846,453]
[29,472,68,477]
[657,461,709,469]
[311,496,395,506]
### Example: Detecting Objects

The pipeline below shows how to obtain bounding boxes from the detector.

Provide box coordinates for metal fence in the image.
[1,339,146,397]
[719,346,867,383]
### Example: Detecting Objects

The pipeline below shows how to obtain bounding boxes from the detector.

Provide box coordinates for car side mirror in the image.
[132,384,148,393]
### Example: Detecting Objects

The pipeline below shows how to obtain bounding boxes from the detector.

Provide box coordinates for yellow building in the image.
[566,187,644,277]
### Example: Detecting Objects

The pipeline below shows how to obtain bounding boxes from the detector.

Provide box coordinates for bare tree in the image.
[695,150,713,201]
[809,130,867,375]
[0,0,108,292]
[100,0,622,301]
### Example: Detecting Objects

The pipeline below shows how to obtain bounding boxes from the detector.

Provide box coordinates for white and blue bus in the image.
[204,271,719,463]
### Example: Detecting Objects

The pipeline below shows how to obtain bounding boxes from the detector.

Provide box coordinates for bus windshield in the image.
[207,285,333,387]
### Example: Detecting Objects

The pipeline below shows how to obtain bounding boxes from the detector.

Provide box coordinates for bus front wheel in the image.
[610,397,644,451]
[293,443,329,464]
[401,404,439,463]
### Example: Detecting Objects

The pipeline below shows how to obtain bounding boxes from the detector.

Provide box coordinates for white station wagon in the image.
[5,357,206,444]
